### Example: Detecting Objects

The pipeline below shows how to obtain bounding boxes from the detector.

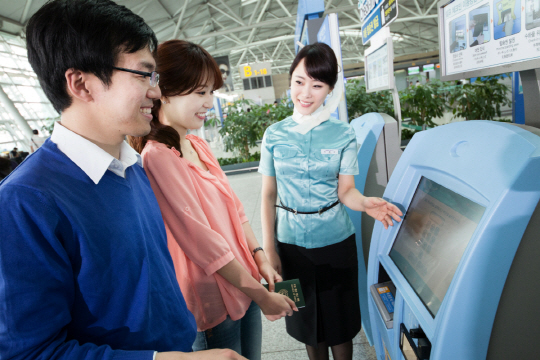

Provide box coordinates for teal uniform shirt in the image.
[259,116,359,249]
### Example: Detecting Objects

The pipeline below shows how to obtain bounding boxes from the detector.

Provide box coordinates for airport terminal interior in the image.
[1,0,540,359]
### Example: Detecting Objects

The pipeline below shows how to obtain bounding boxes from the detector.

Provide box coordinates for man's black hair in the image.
[26,0,158,113]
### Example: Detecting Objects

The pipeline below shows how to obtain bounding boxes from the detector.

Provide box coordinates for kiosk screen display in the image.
[389,177,485,317]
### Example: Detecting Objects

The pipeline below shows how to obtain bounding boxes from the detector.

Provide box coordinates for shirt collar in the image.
[292,104,324,124]
[50,122,142,184]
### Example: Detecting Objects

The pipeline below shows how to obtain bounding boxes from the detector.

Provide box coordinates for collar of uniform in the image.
[292,104,324,124]
[50,122,142,184]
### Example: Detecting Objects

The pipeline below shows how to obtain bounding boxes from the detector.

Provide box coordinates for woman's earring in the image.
[161,99,167,104]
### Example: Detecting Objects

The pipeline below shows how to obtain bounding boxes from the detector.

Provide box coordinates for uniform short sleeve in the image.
[258,129,275,176]
[339,130,359,175]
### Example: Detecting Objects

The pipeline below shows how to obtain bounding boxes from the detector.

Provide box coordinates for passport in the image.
[263,279,305,308]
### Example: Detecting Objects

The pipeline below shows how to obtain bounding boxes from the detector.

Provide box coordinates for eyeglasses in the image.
[112,66,159,87]
[220,68,230,75]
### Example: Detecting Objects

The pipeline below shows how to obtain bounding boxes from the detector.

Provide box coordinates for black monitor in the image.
[389,177,485,317]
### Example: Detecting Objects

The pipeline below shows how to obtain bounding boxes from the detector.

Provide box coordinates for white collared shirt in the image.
[50,122,142,184]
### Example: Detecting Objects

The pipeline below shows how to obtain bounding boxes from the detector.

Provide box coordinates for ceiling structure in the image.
[0,0,440,150]
[0,0,438,151]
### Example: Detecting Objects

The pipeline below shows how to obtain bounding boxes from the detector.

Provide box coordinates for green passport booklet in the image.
[263,279,305,308]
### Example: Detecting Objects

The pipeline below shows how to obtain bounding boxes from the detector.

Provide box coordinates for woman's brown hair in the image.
[129,40,223,155]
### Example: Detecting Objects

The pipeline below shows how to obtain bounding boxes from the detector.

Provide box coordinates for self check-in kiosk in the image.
[347,113,402,344]
[367,121,540,359]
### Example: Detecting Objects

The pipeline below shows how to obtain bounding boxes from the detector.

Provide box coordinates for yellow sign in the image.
[242,65,268,78]
[239,62,272,79]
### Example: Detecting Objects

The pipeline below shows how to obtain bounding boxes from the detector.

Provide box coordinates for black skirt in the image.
[276,234,361,347]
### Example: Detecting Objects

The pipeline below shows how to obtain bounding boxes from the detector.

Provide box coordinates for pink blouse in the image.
[142,136,259,331]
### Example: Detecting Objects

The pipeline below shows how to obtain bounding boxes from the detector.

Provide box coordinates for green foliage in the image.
[400,79,449,128]
[401,128,416,141]
[205,116,221,128]
[345,79,395,119]
[448,76,511,120]
[219,99,293,160]
[218,152,261,166]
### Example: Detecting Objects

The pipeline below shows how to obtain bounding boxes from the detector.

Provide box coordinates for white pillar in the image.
[0,84,33,150]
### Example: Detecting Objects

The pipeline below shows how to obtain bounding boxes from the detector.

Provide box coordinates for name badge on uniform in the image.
[321,149,338,155]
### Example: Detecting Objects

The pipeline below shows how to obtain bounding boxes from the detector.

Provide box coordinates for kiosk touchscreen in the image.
[347,113,402,344]
[389,177,485,318]
[367,121,540,359]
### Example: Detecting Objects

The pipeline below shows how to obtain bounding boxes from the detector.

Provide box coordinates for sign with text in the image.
[359,0,381,23]
[238,62,272,79]
[361,0,399,44]
[441,0,540,78]
[365,38,395,92]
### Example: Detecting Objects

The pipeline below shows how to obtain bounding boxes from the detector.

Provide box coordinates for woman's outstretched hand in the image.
[363,197,403,229]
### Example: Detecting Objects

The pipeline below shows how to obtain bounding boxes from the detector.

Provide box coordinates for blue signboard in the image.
[362,4,384,44]
[361,0,398,44]
[295,0,325,53]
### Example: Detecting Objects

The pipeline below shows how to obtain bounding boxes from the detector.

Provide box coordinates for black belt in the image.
[275,200,340,215]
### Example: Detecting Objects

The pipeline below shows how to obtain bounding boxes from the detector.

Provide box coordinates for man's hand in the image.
[156,349,247,360]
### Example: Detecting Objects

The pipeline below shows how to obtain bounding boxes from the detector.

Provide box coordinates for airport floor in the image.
[227,171,377,360]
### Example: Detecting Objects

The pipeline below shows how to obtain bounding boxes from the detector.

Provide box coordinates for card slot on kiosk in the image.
[370,281,396,329]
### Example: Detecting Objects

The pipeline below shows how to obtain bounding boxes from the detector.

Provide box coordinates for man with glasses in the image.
[0,1,245,359]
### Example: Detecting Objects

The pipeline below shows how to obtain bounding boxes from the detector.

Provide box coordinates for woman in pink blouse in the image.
[129,40,296,360]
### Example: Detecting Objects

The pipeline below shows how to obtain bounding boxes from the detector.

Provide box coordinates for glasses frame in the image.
[112,66,159,87]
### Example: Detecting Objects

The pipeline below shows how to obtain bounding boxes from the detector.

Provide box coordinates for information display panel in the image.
[365,37,395,93]
[438,0,540,79]
[389,177,485,317]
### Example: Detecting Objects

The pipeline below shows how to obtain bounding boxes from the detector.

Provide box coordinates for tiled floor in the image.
[227,171,377,360]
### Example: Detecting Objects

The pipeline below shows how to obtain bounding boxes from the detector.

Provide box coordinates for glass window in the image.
[251,78,258,89]
[243,78,251,90]
[265,75,273,87]
[0,33,59,152]
[257,77,264,88]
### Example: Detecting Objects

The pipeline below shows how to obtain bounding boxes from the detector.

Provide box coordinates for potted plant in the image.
[219,99,292,162]
[400,79,449,129]
[448,75,511,120]
[345,79,395,119]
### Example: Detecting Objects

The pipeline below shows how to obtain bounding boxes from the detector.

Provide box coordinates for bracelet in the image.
[252,247,264,257]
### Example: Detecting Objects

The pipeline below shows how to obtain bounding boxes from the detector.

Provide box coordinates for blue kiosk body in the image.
[348,113,402,345]
[367,121,540,359]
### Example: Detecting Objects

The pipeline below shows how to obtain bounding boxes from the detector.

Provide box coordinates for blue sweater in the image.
[0,140,196,360]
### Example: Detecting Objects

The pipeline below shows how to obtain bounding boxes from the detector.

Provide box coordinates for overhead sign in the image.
[239,62,272,79]
[359,0,380,23]
[361,0,398,45]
